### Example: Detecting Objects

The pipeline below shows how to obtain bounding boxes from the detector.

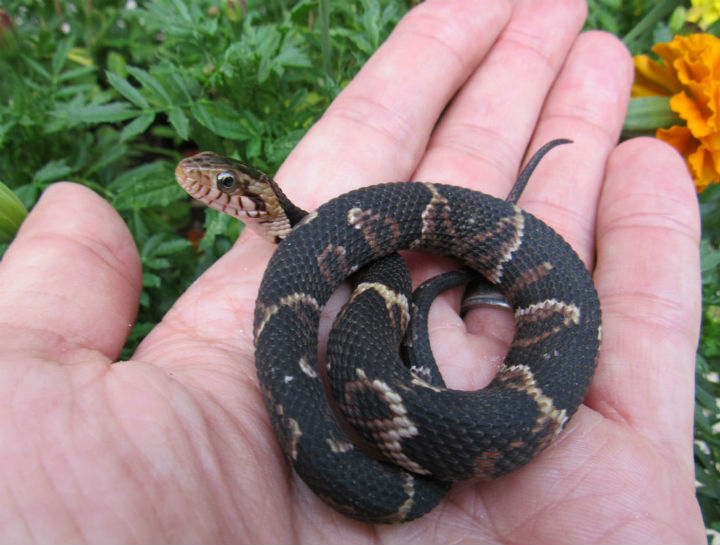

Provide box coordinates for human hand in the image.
[0,0,705,542]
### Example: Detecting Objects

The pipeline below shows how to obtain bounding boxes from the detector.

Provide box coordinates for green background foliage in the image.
[0,0,719,538]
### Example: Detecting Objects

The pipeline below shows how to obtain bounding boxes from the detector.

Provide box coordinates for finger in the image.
[522,31,634,264]
[275,0,512,211]
[417,0,588,195]
[589,137,701,468]
[0,183,142,363]
[412,12,631,391]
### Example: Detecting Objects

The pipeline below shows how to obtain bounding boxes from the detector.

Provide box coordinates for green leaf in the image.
[139,290,150,308]
[153,237,192,256]
[0,180,28,243]
[142,271,162,288]
[53,102,141,124]
[86,144,128,176]
[13,184,39,210]
[0,119,12,147]
[22,56,51,81]
[701,239,720,286]
[55,82,97,99]
[109,160,184,212]
[274,32,312,71]
[51,38,74,78]
[164,70,193,103]
[144,257,172,270]
[198,208,242,252]
[120,113,155,142]
[168,107,190,140]
[127,65,172,105]
[254,25,283,82]
[266,128,306,164]
[32,159,73,184]
[290,0,318,23]
[113,179,186,211]
[169,0,192,23]
[190,101,251,140]
[57,65,96,83]
[246,138,262,159]
[106,70,150,109]
[108,162,171,192]
[106,51,128,78]
[139,233,166,259]
[139,234,191,265]
[335,28,373,56]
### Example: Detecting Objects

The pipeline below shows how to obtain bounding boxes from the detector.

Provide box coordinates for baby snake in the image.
[175,140,601,523]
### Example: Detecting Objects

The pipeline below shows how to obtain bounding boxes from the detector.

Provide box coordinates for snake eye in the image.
[217,171,239,193]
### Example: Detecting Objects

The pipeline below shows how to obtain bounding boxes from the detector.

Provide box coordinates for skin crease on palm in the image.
[0,0,707,543]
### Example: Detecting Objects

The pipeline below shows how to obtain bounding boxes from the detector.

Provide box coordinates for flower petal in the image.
[670,91,711,138]
[635,33,720,192]
[632,54,680,96]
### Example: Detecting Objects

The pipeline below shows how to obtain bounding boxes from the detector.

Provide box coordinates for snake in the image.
[175,140,602,524]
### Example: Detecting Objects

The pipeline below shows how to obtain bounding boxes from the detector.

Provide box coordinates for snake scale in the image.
[175,140,602,523]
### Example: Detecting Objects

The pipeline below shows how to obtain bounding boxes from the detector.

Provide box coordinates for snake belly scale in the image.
[175,144,602,524]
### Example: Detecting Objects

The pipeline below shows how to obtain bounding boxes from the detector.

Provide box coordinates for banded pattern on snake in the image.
[175,140,601,523]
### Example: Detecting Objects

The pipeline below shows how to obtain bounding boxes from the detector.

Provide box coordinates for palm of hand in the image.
[0,0,705,543]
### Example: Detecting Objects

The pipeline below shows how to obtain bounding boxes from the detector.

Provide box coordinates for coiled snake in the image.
[175,140,601,523]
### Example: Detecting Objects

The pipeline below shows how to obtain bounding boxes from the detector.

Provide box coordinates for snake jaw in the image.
[175,151,293,243]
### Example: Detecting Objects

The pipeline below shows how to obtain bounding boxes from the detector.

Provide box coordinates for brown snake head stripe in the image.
[176,152,303,243]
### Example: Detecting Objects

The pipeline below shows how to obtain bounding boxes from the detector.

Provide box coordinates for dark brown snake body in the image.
[175,141,602,523]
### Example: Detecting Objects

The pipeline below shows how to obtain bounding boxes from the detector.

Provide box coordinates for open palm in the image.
[0,0,705,542]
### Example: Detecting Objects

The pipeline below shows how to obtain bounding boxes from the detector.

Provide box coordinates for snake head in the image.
[175,151,294,243]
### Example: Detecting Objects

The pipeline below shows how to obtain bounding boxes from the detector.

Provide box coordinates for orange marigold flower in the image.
[633,33,720,192]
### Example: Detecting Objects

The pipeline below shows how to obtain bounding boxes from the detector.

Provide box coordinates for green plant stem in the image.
[318,0,331,77]
[622,0,684,46]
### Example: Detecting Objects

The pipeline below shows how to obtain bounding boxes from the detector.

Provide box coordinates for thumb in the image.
[0,183,142,364]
